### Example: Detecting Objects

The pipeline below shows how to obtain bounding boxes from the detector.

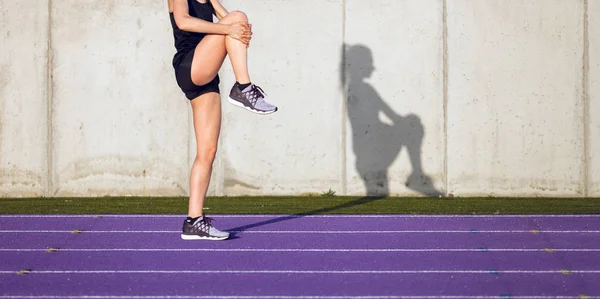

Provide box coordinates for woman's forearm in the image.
[175,15,230,35]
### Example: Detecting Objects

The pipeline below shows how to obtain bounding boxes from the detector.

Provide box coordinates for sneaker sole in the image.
[181,234,229,241]
[228,97,277,115]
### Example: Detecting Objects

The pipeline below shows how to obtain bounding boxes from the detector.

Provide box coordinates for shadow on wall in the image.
[222,44,445,235]
[342,44,442,197]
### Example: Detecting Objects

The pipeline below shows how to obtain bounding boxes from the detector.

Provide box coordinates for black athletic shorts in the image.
[173,49,220,100]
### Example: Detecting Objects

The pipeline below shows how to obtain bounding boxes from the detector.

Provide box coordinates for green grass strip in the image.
[1,196,599,215]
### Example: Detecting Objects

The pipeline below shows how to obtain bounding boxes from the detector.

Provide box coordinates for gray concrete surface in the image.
[0,0,597,197]
[0,0,49,197]
[344,0,445,196]
[50,0,189,196]
[590,0,599,196]
[218,0,345,196]
[446,0,585,196]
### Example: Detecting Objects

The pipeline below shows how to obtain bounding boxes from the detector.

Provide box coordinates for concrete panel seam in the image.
[442,0,448,196]
[341,0,347,195]
[583,0,589,197]
[46,0,54,197]
[216,89,224,196]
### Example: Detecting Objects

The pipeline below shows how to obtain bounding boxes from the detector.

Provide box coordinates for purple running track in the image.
[0,214,599,298]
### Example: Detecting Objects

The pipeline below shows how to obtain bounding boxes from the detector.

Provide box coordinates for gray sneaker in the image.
[228,83,278,114]
[181,216,230,241]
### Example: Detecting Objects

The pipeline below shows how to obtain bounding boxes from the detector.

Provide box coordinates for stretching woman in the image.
[168,0,277,240]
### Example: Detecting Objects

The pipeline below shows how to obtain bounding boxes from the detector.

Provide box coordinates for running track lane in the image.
[0,215,599,298]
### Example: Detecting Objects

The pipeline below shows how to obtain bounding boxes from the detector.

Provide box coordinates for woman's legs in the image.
[185,11,251,218]
[190,11,251,86]
[188,10,277,114]
[183,92,229,240]
[188,92,221,218]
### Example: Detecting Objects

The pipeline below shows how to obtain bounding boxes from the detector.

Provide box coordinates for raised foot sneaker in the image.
[228,83,278,114]
[181,216,230,241]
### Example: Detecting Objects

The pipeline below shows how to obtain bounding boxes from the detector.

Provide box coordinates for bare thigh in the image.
[190,35,227,86]
[191,92,221,155]
[190,11,249,86]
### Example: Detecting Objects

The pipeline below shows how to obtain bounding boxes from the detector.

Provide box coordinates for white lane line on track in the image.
[1,215,600,218]
[0,296,596,299]
[2,230,600,234]
[0,270,599,274]
[1,248,599,252]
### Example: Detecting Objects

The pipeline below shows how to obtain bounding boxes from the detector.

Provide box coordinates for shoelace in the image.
[242,84,266,105]
[192,216,214,232]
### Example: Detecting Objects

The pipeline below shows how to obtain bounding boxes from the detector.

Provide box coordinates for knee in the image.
[229,10,248,21]
[195,146,218,165]
[224,10,248,23]
[405,114,424,135]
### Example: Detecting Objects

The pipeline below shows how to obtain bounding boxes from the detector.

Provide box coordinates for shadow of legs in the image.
[226,196,387,234]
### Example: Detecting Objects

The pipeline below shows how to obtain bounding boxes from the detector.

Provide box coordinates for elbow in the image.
[179,23,191,32]
[174,15,191,31]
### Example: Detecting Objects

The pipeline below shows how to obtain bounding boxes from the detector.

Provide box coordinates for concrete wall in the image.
[590,0,599,196]
[218,0,345,196]
[447,0,585,196]
[1,0,597,198]
[49,0,189,196]
[344,0,445,196]
[0,0,49,197]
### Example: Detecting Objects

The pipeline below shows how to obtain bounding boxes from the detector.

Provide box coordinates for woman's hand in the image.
[228,22,252,45]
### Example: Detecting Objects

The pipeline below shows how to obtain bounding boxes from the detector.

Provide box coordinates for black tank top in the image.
[170,0,215,65]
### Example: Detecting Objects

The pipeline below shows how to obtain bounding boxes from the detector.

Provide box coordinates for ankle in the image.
[186,215,203,223]
[236,81,251,90]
